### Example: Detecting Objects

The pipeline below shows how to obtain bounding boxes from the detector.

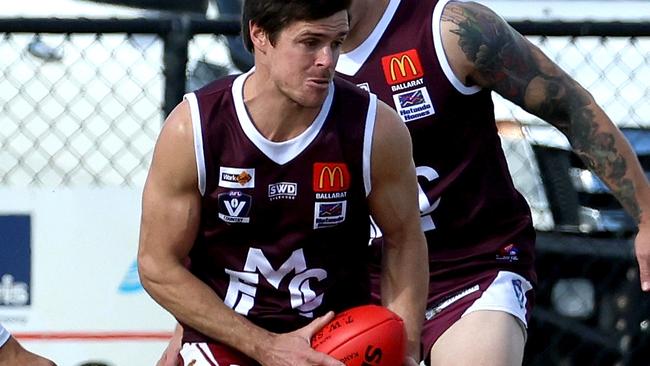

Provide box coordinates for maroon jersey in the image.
[182,73,376,343]
[336,0,536,290]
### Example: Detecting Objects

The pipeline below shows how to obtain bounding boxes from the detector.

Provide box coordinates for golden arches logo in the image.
[381,49,424,85]
[389,55,418,81]
[313,163,349,192]
[319,166,345,189]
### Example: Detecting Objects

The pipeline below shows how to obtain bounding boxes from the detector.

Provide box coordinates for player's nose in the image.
[315,45,335,69]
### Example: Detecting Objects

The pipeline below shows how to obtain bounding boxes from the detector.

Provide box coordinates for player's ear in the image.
[249,21,269,54]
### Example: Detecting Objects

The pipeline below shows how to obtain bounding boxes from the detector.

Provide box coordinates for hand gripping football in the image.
[311,304,406,366]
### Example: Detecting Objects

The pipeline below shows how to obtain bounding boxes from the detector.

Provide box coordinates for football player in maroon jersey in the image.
[337,0,650,365]
[139,0,427,365]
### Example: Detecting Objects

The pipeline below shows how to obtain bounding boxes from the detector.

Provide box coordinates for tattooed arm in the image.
[440,1,650,291]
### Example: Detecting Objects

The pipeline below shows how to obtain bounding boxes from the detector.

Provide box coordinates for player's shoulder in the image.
[331,77,401,129]
[333,76,371,98]
[158,101,192,150]
[193,73,240,99]
[331,77,375,118]
[443,0,505,22]
[373,99,411,151]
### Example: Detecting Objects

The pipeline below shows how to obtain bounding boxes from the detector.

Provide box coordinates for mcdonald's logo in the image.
[381,49,424,85]
[313,163,350,192]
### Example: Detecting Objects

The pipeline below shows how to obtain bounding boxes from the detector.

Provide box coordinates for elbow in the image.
[137,247,189,294]
[137,251,162,292]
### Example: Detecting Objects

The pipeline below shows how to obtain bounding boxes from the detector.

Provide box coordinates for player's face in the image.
[267,10,349,108]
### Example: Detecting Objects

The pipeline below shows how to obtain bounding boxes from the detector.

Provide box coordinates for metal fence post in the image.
[163,16,191,119]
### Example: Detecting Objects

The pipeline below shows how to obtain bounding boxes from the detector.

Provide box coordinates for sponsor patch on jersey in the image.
[0,215,31,307]
[381,49,424,85]
[314,201,347,229]
[496,243,520,262]
[218,191,252,223]
[390,77,424,93]
[315,191,347,200]
[313,163,350,193]
[219,167,255,189]
[392,87,435,122]
[268,182,297,200]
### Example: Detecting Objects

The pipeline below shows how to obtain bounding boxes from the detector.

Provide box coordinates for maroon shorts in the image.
[368,242,535,364]
[420,271,534,364]
[179,342,259,366]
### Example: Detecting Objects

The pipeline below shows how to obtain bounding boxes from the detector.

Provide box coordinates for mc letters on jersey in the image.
[223,248,328,318]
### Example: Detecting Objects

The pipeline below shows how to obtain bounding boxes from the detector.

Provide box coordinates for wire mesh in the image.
[0,18,648,365]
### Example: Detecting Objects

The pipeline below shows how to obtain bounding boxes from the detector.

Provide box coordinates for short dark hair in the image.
[241,0,351,52]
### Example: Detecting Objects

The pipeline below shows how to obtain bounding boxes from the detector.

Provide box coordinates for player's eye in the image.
[302,38,319,48]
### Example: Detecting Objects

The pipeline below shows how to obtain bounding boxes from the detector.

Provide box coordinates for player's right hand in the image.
[257,312,345,366]
[155,349,180,366]
[156,324,182,366]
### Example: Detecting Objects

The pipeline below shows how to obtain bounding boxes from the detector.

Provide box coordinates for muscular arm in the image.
[441,1,650,290]
[368,101,429,361]
[138,103,343,366]
[137,101,271,358]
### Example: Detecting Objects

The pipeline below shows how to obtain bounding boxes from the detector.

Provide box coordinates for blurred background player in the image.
[137,0,428,365]
[0,323,56,366]
[335,0,650,365]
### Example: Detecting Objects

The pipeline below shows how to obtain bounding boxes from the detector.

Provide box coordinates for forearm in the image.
[514,64,650,223]
[566,103,650,224]
[443,0,649,219]
[139,255,271,360]
[380,233,429,360]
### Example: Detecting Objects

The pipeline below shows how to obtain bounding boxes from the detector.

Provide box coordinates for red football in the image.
[311,304,406,366]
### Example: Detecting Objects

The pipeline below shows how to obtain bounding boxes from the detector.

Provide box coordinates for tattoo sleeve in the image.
[442,2,642,221]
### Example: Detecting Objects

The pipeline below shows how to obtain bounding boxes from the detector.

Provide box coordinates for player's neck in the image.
[343,0,390,52]
[243,72,321,143]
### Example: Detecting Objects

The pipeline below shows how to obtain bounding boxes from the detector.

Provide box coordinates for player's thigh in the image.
[429,310,525,366]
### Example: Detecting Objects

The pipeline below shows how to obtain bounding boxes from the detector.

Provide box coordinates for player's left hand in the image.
[634,223,650,292]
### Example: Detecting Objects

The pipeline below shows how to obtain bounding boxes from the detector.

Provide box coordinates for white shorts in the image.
[463,271,533,329]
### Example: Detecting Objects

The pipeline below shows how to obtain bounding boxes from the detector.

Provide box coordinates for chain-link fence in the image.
[493,23,650,365]
[1,17,649,365]
[0,17,240,187]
